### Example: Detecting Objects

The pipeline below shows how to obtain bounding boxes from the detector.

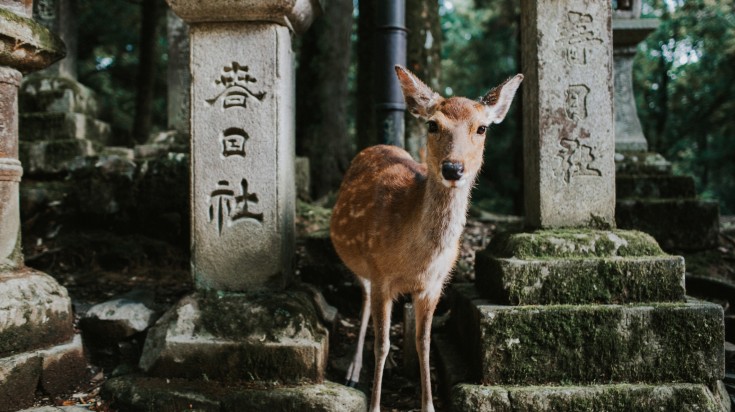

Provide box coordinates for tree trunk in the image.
[132,0,160,145]
[405,0,442,161]
[356,0,378,151]
[295,0,354,199]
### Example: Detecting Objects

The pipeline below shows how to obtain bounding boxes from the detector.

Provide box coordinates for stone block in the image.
[102,376,367,412]
[0,351,41,412]
[616,198,720,251]
[0,7,65,73]
[451,382,727,412]
[450,283,724,385]
[37,335,86,395]
[19,76,99,116]
[475,252,685,305]
[614,151,672,175]
[19,138,95,175]
[0,269,74,356]
[295,156,311,201]
[521,0,615,228]
[80,289,159,341]
[20,112,111,145]
[616,175,696,199]
[139,291,328,383]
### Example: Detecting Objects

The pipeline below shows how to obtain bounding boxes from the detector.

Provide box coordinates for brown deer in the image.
[331,65,522,412]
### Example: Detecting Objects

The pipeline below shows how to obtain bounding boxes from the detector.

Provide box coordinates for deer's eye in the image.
[427,121,439,133]
[477,125,487,135]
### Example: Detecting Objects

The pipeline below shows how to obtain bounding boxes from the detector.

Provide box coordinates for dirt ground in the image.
[23,209,735,411]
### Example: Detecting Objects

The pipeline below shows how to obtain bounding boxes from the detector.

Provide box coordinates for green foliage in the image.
[635,0,735,213]
[77,0,168,145]
[440,0,522,214]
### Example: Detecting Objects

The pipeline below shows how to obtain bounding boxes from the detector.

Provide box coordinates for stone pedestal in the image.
[444,1,727,410]
[0,4,86,411]
[105,2,366,410]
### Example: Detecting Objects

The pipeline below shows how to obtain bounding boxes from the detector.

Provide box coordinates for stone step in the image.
[450,283,724,386]
[475,229,685,305]
[102,376,367,412]
[616,174,696,199]
[20,76,100,116]
[615,152,672,175]
[19,139,96,175]
[0,269,74,356]
[20,112,111,145]
[139,291,329,383]
[451,382,729,412]
[616,198,719,251]
[475,252,685,305]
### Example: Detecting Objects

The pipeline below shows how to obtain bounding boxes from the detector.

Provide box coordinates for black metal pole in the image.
[375,0,407,147]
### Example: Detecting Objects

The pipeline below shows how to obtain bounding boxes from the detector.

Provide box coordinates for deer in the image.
[330,65,522,412]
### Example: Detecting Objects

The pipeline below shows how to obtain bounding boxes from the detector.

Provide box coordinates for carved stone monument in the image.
[0,3,86,411]
[442,1,727,409]
[611,1,719,251]
[102,2,366,409]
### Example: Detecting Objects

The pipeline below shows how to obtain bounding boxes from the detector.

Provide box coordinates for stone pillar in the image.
[32,0,76,78]
[0,4,86,411]
[166,9,189,135]
[105,2,367,410]
[444,2,726,409]
[521,0,615,229]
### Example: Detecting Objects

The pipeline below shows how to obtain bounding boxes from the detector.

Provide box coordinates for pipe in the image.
[375,0,407,147]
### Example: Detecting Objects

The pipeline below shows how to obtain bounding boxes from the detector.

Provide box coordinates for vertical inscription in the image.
[206,62,266,109]
[559,11,603,66]
[565,84,589,121]
[221,127,248,158]
[555,133,602,184]
[208,179,264,235]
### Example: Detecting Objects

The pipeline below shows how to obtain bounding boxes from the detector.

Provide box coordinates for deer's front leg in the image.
[414,292,439,412]
[369,289,393,412]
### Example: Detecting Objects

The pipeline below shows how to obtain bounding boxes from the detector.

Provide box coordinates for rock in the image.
[80,289,159,341]
[19,76,99,116]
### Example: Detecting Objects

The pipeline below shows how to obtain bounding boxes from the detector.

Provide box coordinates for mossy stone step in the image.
[475,252,685,305]
[477,229,684,305]
[450,284,724,386]
[20,113,111,144]
[451,382,729,412]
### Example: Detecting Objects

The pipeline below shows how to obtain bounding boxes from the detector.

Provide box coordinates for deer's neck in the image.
[420,176,473,249]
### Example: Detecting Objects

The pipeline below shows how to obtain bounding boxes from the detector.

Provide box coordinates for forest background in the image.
[76,0,735,215]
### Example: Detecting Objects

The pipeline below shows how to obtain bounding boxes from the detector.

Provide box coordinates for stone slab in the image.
[102,376,367,412]
[450,283,724,385]
[20,112,111,144]
[451,382,728,412]
[139,291,328,383]
[37,334,86,395]
[20,76,99,116]
[0,269,74,356]
[19,138,95,175]
[616,174,696,199]
[521,0,615,229]
[616,198,720,251]
[189,23,295,291]
[475,252,685,305]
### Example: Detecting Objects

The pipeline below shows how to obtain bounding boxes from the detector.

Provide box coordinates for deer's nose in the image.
[441,161,464,181]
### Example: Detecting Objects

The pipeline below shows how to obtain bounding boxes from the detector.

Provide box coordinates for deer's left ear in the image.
[481,74,524,124]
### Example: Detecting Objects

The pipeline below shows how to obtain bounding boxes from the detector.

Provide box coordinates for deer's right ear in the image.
[395,65,441,119]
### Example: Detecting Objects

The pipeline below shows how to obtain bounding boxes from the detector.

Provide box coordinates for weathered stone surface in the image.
[0,351,40,412]
[451,382,726,412]
[37,334,86,395]
[451,283,724,385]
[475,252,685,305]
[617,199,720,251]
[0,0,33,17]
[617,175,696,199]
[295,155,310,201]
[32,0,77,79]
[615,151,671,175]
[0,269,74,355]
[80,289,159,341]
[20,112,111,144]
[0,160,23,269]
[189,23,295,291]
[166,0,321,34]
[139,291,328,383]
[19,138,95,175]
[0,7,65,73]
[166,10,190,135]
[102,376,367,412]
[521,0,615,229]
[19,76,98,116]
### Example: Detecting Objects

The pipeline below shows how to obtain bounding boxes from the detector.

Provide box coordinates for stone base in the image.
[450,283,724,385]
[0,335,86,412]
[476,229,685,305]
[617,198,720,251]
[20,112,111,145]
[102,376,367,412]
[451,382,729,412]
[19,139,96,175]
[139,290,329,383]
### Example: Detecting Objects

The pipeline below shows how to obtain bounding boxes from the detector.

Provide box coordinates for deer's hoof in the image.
[345,379,358,388]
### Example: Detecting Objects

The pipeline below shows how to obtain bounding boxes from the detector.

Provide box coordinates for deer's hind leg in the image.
[346,276,371,387]
[369,285,394,412]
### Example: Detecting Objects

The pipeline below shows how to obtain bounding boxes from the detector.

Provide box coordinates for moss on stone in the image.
[0,8,65,72]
